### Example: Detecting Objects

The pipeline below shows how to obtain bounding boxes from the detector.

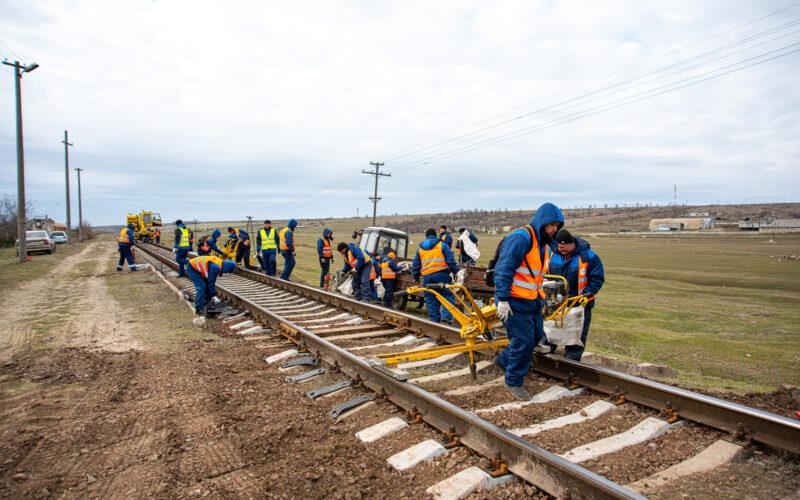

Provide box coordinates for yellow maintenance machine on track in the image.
[125,211,163,242]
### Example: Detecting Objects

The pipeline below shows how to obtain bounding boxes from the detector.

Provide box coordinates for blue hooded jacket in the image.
[317,228,333,259]
[411,234,459,280]
[206,229,223,253]
[547,236,604,308]
[493,203,564,313]
[118,227,134,248]
[281,219,298,253]
[228,228,250,248]
[341,243,368,272]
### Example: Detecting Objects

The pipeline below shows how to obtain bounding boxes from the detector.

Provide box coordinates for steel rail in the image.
[137,243,642,499]
[141,242,800,455]
[531,355,800,455]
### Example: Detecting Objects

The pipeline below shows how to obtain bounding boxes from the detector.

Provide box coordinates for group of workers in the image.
[157,207,603,402]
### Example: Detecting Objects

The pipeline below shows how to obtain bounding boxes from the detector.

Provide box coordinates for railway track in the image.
[137,242,799,499]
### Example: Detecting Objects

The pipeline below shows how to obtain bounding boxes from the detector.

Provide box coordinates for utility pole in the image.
[245,216,254,236]
[362,161,389,226]
[75,168,84,242]
[3,59,39,262]
[62,131,73,243]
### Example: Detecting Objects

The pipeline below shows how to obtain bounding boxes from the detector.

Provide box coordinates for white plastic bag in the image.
[454,268,467,285]
[459,230,480,261]
[375,279,385,298]
[543,306,585,346]
[338,276,354,296]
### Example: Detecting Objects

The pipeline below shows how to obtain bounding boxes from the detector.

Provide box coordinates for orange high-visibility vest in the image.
[322,237,332,257]
[346,248,371,268]
[577,256,595,302]
[189,256,223,279]
[279,227,292,251]
[370,255,379,279]
[118,228,131,244]
[419,241,448,276]
[381,258,396,279]
[233,228,249,246]
[510,226,550,301]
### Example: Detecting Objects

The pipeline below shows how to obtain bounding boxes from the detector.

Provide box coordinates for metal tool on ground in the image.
[371,284,507,379]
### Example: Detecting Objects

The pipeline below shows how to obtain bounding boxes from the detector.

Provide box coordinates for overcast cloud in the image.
[1,0,799,226]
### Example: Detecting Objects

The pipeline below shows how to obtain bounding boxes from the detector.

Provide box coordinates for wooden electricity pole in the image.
[362,161,390,226]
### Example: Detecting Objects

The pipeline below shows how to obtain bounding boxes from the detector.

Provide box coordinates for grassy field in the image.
[0,242,89,295]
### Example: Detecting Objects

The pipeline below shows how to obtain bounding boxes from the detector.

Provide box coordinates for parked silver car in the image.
[16,230,57,255]
[50,231,68,244]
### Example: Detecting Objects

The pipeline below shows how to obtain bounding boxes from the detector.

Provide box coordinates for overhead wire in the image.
[382,18,800,173]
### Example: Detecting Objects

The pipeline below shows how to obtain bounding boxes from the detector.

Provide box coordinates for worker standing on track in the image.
[438,225,453,248]
[544,229,604,361]
[380,249,402,308]
[337,241,372,302]
[186,255,236,317]
[173,219,192,277]
[279,219,298,280]
[227,226,253,270]
[257,220,279,277]
[493,203,564,401]
[412,228,459,323]
[455,227,479,265]
[154,228,161,244]
[117,223,137,271]
[198,229,224,257]
[316,227,334,288]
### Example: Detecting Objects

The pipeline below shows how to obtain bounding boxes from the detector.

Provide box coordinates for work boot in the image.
[504,383,531,401]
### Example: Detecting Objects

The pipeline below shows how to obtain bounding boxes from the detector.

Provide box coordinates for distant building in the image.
[649,218,716,231]
[739,219,800,233]
[687,212,718,217]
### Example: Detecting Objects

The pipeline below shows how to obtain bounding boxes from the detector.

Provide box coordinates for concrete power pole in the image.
[62,131,73,243]
[75,168,84,242]
[362,161,390,226]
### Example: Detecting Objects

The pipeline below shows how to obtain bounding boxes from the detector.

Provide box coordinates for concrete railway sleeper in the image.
[137,242,799,498]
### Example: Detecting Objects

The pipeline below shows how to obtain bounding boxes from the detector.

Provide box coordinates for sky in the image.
[1,0,799,226]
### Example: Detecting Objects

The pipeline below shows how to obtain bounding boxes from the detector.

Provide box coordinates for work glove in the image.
[211,296,221,305]
[172,248,177,254]
[292,251,296,256]
[320,258,325,263]
[496,301,512,323]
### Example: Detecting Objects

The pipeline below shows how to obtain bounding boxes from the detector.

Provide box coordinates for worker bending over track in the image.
[338,241,372,302]
[186,255,236,317]
[380,249,402,307]
[227,226,253,270]
[493,203,564,401]
[173,219,192,277]
[317,228,334,288]
[198,229,224,256]
[544,229,604,361]
[279,219,298,280]
[412,228,459,323]
[117,223,137,271]
[257,220,279,276]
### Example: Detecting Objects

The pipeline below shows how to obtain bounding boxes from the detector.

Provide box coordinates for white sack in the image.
[454,268,467,285]
[338,276,354,296]
[459,230,481,261]
[544,306,585,346]
[375,279,385,298]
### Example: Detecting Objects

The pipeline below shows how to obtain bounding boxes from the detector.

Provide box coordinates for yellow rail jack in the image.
[369,277,588,380]
[371,284,508,379]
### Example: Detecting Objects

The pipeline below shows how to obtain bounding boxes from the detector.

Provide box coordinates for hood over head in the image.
[288,219,298,230]
[211,229,221,239]
[529,203,564,243]
[221,261,236,274]
[323,227,332,238]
